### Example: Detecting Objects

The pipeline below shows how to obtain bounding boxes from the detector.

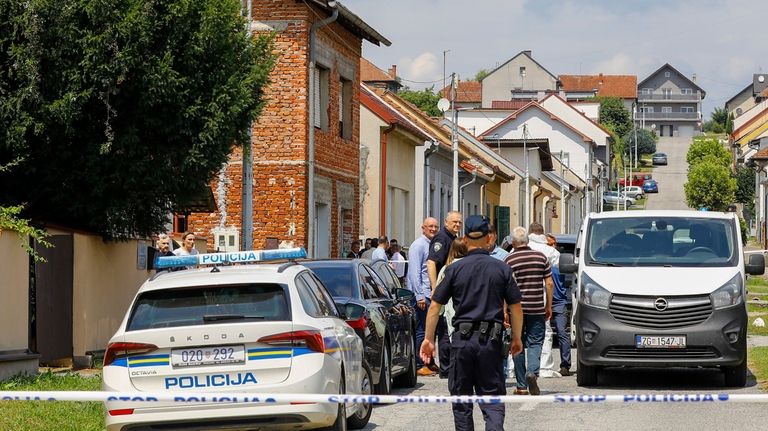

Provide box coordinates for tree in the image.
[734,164,756,219]
[0,0,275,240]
[398,86,442,117]
[597,97,632,140]
[711,107,728,127]
[622,128,657,156]
[686,138,731,168]
[475,69,489,81]
[684,161,736,211]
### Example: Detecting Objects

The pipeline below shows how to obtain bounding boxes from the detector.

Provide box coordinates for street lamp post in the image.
[522,124,530,228]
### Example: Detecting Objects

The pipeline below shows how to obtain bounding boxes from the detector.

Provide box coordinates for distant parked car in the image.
[619,173,653,187]
[643,179,659,193]
[620,185,644,200]
[602,191,635,207]
[652,152,668,165]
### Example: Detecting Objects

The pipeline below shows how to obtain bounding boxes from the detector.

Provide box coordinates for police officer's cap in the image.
[464,215,490,239]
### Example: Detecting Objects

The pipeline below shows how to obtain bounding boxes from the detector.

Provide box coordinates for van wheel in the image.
[723,360,747,387]
[347,362,372,429]
[576,358,598,387]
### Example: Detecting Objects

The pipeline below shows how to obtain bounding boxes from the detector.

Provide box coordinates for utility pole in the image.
[450,73,459,211]
[560,150,566,233]
[241,0,254,250]
[523,124,530,228]
[443,50,450,95]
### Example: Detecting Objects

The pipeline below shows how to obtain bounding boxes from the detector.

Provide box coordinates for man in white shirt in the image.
[389,242,407,283]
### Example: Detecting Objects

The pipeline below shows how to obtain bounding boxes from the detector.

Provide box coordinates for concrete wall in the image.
[72,234,152,358]
[386,130,418,244]
[482,54,557,107]
[0,232,29,351]
[360,105,384,239]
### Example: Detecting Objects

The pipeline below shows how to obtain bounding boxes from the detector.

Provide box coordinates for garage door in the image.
[677,125,694,137]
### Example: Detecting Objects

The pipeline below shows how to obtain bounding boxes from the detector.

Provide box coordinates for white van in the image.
[560,210,765,387]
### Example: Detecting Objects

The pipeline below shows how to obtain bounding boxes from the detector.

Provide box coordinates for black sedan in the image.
[302,260,417,395]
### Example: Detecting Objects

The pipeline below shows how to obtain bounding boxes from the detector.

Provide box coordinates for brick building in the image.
[188,0,389,257]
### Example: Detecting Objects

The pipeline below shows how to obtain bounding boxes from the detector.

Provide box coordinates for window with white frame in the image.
[313,65,330,130]
[662,88,671,99]
[641,88,653,95]
[640,106,654,113]
[661,106,672,113]
[680,88,693,95]
[664,71,671,78]
[681,106,694,113]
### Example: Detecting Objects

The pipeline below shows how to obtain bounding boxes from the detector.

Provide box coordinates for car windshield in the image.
[585,217,737,267]
[127,283,290,331]
[305,266,355,298]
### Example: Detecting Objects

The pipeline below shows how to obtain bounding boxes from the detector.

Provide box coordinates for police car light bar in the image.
[155,248,307,269]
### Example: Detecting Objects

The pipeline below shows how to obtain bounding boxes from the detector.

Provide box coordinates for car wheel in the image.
[394,337,417,388]
[375,344,391,395]
[321,374,348,431]
[576,358,598,387]
[347,362,372,429]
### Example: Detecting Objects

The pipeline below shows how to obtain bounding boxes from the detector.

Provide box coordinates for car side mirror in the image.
[559,253,578,274]
[745,253,766,275]
[396,288,415,301]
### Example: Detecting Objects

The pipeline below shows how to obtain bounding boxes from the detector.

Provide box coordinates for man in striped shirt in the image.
[504,226,554,395]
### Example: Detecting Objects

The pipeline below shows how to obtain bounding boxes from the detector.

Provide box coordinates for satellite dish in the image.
[437,98,450,113]
[759,75,766,83]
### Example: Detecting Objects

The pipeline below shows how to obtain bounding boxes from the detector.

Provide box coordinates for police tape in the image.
[1,391,767,404]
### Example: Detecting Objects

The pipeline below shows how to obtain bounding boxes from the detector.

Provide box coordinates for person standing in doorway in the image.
[346,240,363,258]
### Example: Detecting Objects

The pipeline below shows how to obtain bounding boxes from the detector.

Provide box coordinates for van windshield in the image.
[586,217,738,267]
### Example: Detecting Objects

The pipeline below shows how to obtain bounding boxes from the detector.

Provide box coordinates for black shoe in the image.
[559,367,572,377]
[526,373,540,395]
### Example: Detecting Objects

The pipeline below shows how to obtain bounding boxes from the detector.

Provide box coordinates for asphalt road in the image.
[644,136,694,211]
[361,346,765,431]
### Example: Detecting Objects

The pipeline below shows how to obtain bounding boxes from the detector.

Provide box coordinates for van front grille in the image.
[603,346,719,360]
[609,294,712,329]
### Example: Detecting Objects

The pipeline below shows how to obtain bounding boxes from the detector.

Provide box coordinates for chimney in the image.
[523,50,532,57]
[692,73,697,83]
[388,65,397,79]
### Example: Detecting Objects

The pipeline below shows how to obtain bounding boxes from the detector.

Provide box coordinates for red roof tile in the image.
[360,58,395,83]
[559,74,637,99]
[439,81,481,103]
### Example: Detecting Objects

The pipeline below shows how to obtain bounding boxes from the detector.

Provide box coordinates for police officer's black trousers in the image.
[448,331,505,431]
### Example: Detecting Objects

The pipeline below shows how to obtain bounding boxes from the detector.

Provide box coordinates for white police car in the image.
[103,248,367,430]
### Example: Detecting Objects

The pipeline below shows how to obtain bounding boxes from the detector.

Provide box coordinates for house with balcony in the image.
[558,74,637,112]
[637,63,705,137]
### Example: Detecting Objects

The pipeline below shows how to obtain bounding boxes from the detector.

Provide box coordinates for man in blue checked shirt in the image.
[407,217,440,376]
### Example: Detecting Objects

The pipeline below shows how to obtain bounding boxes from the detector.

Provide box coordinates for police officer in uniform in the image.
[421,215,524,431]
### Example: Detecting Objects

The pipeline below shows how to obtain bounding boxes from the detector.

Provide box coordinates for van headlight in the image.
[711,274,743,309]
[580,274,611,309]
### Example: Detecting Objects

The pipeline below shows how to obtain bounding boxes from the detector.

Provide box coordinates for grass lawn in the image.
[749,346,768,390]
[0,371,103,431]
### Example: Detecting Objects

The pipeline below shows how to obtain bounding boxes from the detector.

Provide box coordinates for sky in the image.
[350,0,768,120]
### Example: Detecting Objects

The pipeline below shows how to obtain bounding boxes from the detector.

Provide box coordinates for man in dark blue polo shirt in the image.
[427,210,463,376]
[421,215,523,431]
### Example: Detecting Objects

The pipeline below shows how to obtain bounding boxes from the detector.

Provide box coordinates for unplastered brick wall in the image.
[189,0,361,256]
